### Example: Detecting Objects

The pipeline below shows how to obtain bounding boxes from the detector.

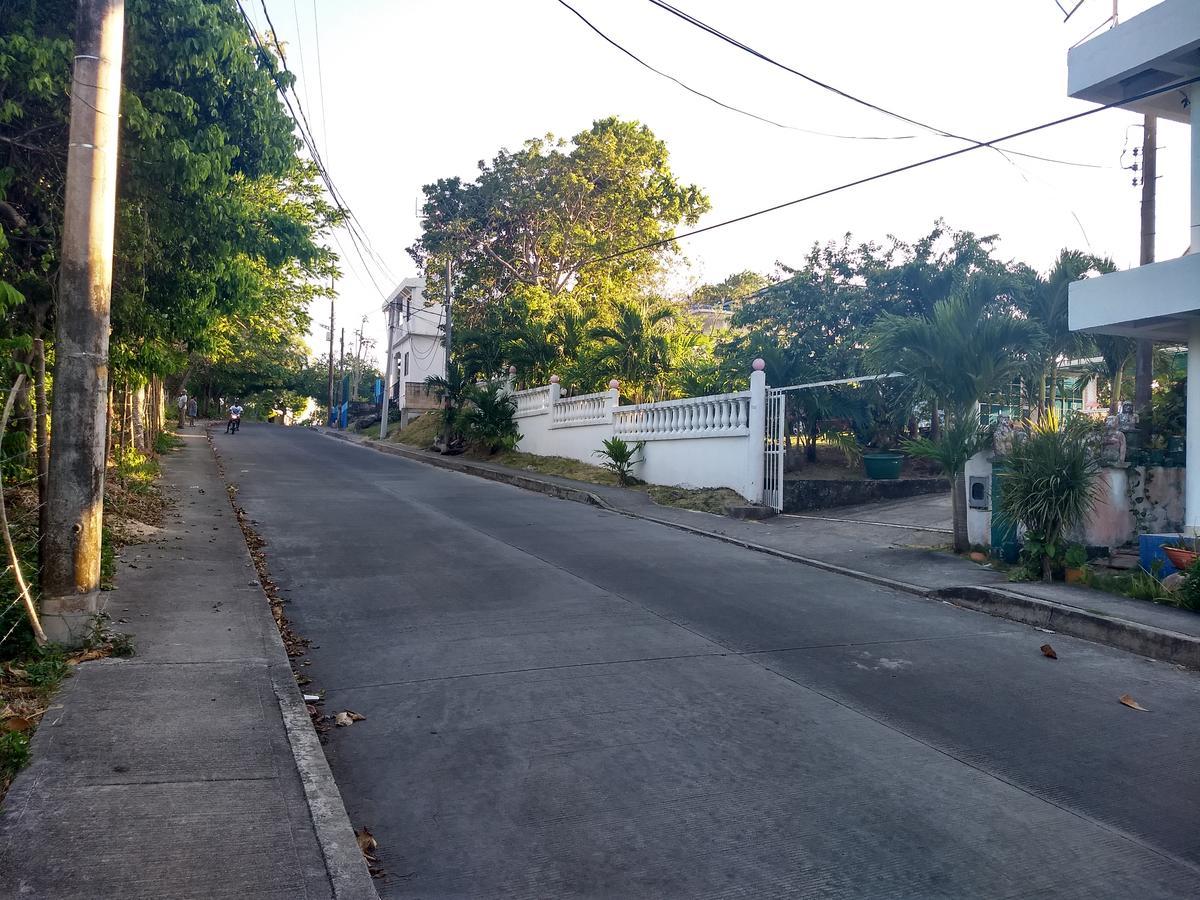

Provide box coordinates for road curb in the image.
[931,585,1200,669]
[321,428,1200,669]
[214,431,380,899]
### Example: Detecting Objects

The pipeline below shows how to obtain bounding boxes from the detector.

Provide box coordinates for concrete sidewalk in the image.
[325,427,1200,668]
[0,432,376,899]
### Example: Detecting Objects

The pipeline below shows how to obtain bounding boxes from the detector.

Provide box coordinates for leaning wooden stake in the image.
[0,374,47,646]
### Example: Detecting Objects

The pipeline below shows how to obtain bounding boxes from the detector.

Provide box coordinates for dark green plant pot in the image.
[1168,435,1186,454]
[1168,450,1186,468]
[863,451,904,480]
[1147,449,1166,467]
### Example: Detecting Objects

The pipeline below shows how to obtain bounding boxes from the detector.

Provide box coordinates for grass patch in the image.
[389,411,442,448]
[645,485,745,515]
[1,617,133,803]
[155,430,184,454]
[474,449,623,486]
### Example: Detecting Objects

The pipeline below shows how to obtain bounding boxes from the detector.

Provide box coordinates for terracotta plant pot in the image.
[1065,567,1086,584]
[1163,546,1198,571]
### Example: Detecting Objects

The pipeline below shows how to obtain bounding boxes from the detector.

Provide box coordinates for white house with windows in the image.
[1066,0,1200,527]
[382,277,445,425]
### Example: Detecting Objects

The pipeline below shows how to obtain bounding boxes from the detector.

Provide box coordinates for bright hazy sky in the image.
[249,0,1182,363]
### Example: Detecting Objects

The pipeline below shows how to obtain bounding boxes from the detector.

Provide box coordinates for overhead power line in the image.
[554,0,917,141]
[644,0,1107,170]
[593,74,1200,265]
[232,0,396,298]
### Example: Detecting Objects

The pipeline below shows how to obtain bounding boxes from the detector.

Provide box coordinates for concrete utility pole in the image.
[338,327,345,428]
[42,0,125,644]
[1135,113,1157,416]
[380,301,397,440]
[444,258,453,370]
[326,282,334,426]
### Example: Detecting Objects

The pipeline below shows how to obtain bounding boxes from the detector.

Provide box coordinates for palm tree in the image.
[1020,251,1113,419]
[867,278,1041,552]
[1090,333,1136,414]
[590,303,673,403]
[424,362,474,449]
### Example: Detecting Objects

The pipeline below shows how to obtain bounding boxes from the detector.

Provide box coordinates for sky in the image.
[247,0,1184,365]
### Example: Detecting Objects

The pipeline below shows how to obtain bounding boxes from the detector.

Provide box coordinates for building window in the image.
[404,352,409,376]
[406,298,411,320]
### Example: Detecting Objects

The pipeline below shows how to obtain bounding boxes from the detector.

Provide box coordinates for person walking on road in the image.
[176,389,188,429]
[187,396,198,427]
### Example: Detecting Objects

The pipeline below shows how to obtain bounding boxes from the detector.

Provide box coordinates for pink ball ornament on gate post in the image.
[752,358,766,372]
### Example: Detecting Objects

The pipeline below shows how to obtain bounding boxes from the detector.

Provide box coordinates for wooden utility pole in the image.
[42,0,125,644]
[1135,114,1156,416]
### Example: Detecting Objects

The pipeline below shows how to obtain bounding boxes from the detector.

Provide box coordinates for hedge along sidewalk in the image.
[0,431,378,900]
[322,427,1200,670]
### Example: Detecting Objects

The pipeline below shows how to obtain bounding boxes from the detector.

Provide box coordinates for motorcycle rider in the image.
[226,399,244,434]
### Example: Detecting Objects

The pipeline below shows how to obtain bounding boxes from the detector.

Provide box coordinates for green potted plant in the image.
[996,414,1101,581]
[862,450,904,479]
[1063,543,1088,584]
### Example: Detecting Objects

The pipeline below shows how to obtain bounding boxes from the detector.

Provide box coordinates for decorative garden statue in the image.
[992,416,1014,458]
[1100,415,1127,466]
[1117,399,1139,433]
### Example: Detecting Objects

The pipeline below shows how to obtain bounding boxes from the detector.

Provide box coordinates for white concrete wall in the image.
[639,436,757,500]
[510,379,764,502]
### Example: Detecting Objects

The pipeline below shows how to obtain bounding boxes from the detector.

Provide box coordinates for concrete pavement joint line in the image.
[739,628,1018,656]
[323,428,1200,669]
[750,654,1200,878]
[321,429,1200,870]
[320,650,730,695]
[207,431,380,900]
[780,512,954,534]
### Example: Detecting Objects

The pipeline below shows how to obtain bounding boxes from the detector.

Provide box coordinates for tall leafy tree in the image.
[1016,250,1112,418]
[409,117,709,327]
[867,276,1042,551]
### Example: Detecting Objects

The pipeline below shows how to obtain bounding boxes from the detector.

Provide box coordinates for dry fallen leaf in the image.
[1119,693,1148,711]
[355,826,377,854]
[335,710,366,727]
[1,717,32,733]
[1040,644,1057,659]
[68,648,106,665]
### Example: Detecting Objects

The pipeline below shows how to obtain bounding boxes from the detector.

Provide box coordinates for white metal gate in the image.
[763,387,785,511]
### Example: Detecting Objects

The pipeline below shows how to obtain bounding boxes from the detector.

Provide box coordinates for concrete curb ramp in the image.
[323,429,1200,670]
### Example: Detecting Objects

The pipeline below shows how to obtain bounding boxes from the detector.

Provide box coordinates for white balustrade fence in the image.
[550,390,617,428]
[504,370,767,503]
[612,392,751,441]
[513,385,552,418]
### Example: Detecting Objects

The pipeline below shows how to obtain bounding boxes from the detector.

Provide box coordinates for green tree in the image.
[867,277,1041,552]
[590,303,673,403]
[1017,250,1112,419]
[409,117,709,325]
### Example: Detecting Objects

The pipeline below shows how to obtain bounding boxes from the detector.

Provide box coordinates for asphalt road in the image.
[215,423,1200,899]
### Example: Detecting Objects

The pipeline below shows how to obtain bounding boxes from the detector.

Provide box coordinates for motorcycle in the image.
[226,411,241,434]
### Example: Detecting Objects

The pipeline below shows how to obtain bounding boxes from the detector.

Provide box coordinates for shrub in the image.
[594,437,644,486]
[1176,559,1200,612]
[460,382,521,454]
[997,414,1100,580]
[1063,544,1088,569]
